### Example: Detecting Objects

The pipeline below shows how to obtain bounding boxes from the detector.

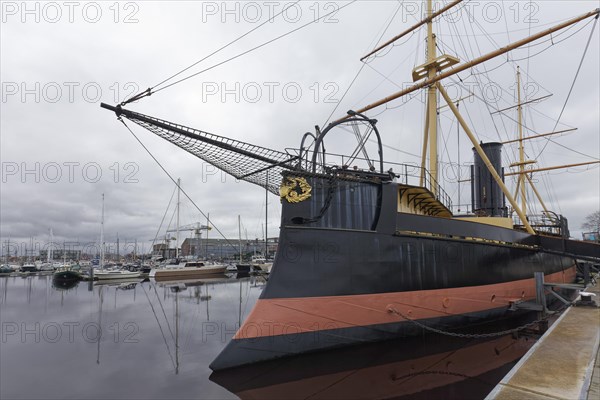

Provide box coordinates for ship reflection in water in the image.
[1,274,539,399]
[211,320,536,400]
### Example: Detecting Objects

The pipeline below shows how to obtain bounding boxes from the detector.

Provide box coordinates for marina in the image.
[2,1,600,398]
[0,274,260,399]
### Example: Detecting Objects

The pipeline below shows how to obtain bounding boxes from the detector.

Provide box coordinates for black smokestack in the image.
[471,142,506,217]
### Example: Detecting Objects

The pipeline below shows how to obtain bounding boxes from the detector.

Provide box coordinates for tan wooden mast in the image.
[346,5,599,233]
[341,8,600,120]
[508,69,599,220]
[517,67,527,214]
[426,0,438,195]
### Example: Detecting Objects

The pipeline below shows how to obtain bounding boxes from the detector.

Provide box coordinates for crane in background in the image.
[166,222,211,259]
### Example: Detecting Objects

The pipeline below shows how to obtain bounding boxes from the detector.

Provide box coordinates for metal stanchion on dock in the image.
[485,267,600,400]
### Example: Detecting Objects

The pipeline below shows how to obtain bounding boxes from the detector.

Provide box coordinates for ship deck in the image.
[486,277,600,400]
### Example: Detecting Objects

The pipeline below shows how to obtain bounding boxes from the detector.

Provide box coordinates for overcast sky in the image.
[1,0,599,256]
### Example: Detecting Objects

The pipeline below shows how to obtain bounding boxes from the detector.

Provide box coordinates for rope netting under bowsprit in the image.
[122,110,299,194]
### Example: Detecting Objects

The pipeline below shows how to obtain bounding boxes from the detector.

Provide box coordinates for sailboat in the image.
[39,229,55,271]
[235,215,252,273]
[53,234,83,282]
[95,194,141,281]
[149,178,227,280]
[102,3,600,370]
[0,239,15,274]
[20,237,37,273]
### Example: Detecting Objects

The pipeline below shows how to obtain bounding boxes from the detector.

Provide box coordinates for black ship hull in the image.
[210,175,592,370]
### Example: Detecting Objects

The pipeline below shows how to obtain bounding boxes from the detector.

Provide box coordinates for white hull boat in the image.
[150,264,227,281]
[95,270,141,280]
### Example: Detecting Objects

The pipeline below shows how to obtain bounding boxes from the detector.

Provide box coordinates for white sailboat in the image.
[150,179,226,280]
[20,238,37,273]
[95,194,141,281]
[39,229,55,271]
[149,263,227,281]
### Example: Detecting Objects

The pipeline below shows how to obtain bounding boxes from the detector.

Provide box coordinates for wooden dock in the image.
[486,277,600,400]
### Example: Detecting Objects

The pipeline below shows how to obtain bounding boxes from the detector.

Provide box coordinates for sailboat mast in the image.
[516,67,527,215]
[238,215,242,263]
[100,193,105,270]
[264,171,268,258]
[205,212,210,259]
[48,229,53,263]
[426,0,438,195]
[176,178,181,260]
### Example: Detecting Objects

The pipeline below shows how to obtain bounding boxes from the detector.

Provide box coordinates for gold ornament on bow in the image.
[280,177,312,203]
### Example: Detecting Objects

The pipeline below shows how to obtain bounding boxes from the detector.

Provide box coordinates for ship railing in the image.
[285,148,453,212]
[512,213,565,236]
[450,204,474,215]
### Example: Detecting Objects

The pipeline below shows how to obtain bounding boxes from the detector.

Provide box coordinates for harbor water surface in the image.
[1,274,539,399]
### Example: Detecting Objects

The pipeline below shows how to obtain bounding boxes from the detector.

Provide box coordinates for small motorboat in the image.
[149,263,227,280]
[94,269,141,280]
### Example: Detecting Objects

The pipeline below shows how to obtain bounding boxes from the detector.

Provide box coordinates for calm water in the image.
[0,274,537,399]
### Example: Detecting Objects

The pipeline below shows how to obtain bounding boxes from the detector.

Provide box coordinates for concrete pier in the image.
[486,277,600,400]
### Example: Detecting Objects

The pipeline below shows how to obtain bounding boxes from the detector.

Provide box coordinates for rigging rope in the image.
[118,117,239,253]
[535,15,599,161]
[151,185,177,254]
[123,1,356,104]
[122,1,301,104]
[152,1,301,91]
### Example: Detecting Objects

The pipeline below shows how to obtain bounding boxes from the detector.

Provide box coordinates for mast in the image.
[505,161,600,176]
[346,6,598,233]
[517,67,526,215]
[264,171,268,258]
[176,178,181,260]
[426,0,438,195]
[361,0,463,61]
[205,212,210,259]
[437,83,535,233]
[100,193,105,270]
[506,70,600,219]
[342,8,600,121]
[48,229,53,264]
[501,128,577,144]
[238,215,242,264]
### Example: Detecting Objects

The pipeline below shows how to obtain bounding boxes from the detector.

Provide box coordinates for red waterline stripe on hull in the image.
[234,267,575,340]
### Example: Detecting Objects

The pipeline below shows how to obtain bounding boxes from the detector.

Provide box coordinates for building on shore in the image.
[180,237,278,259]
